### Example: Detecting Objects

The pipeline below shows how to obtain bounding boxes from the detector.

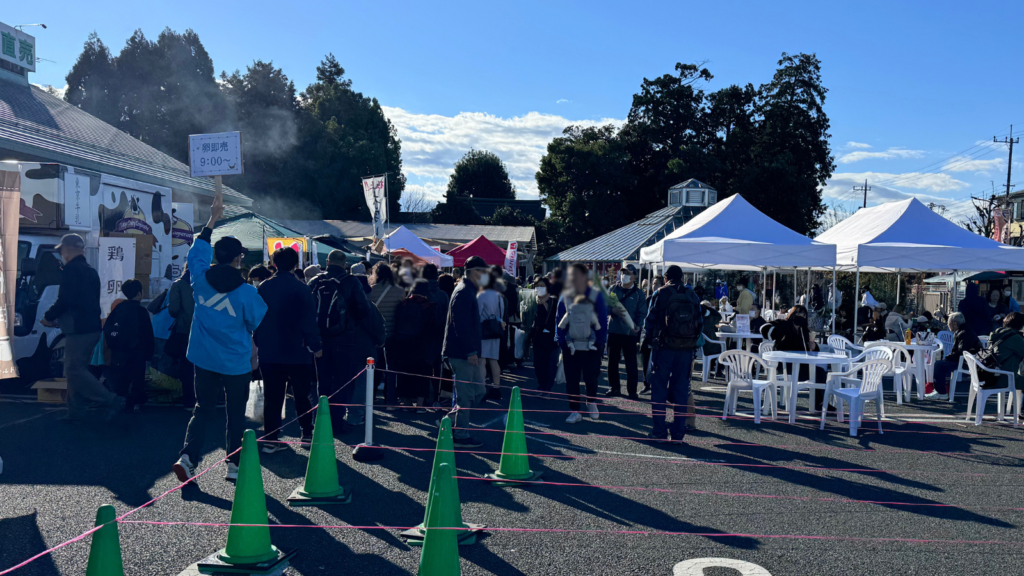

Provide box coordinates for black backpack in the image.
[662,286,702,349]
[314,276,350,338]
[104,304,138,353]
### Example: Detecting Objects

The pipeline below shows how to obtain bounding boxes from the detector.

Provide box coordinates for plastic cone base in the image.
[400,522,485,547]
[351,443,384,462]
[483,469,544,487]
[195,548,296,575]
[287,485,352,507]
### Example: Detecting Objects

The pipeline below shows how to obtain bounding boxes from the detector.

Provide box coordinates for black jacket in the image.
[426,279,450,356]
[255,272,322,364]
[442,277,482,360]
[105,299,155,360]
[947,326,981,363]
[760,317,812,352]
[308,265,371,344]
[44,255,101,335]
[531,297,558,347]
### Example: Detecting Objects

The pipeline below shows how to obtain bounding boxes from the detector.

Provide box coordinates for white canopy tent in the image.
[641,194,838,328]
[815,198,1024,335]
[382,226,454,267]
[816,198,1024,273]
[640,194,837,270]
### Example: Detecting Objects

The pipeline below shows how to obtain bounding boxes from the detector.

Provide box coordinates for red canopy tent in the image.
[446,235,506,267]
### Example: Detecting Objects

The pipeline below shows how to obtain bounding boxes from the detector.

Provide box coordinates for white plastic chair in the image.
[718,350,777,424]
[756,341,788,413]
[820,358,891,436]
[694,335,726,382]
[962,352,1020,426]
[865,341,912,408]
[937,337,973,403]
[828,334,864,358]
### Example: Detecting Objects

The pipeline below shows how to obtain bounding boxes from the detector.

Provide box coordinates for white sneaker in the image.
[925,391,940,399]
[565,411,582,424]
[225,462,239,481]
[586,403,600,420]
[173,455,195,482]
[261,442,287,455]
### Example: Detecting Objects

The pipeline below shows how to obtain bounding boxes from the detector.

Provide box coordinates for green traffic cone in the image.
[216,430,286,567]
[417,463,461,576]
[485,386,543,485]
[289,396,352,506]
[85,505,124,576]
[402,417,483,546]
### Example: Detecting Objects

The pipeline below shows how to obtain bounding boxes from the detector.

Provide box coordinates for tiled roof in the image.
[0,80,249,203]
[548,206,696,262]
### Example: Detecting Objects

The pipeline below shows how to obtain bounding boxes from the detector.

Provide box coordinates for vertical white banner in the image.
[503,240,518,277]
[63,171,91,231]
[362,175,387,239]
[170,203,194,281]
[99,237,136,318]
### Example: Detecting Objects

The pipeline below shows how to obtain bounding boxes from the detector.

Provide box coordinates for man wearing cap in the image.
[173,192,268,482]
[441,255,489,448]
[606,264,646,399]
[41,233,122,420]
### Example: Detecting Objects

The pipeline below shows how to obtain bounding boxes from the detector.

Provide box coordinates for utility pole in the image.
[854,179,871,209]
[995,125,1019,198]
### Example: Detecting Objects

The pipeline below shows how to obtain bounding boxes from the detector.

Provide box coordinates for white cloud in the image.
[828,171,969,193]
[821,175,974,220]
[838,147,925,163]
[556,99,571,104]
[845,141,871,149]
[384,107,623,204]
[941,156,1003,173]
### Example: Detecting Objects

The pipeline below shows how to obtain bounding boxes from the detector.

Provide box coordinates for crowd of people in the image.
[44,191,1024,482]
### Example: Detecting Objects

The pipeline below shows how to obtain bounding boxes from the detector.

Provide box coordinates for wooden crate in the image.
[32,378,67,404]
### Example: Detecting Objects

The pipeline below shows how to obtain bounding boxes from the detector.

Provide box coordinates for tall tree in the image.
[65,28,226,163]
[220,61,299,202]
[291,54,405,219]
[735,53,834,234]
[536,125,633,249]
[64,33,119,126]
[444,149,516,201]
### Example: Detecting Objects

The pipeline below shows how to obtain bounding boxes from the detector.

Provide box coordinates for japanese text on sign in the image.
[188,132,243,177]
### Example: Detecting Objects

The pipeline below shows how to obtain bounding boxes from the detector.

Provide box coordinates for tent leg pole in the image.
[793,268,797,307]
[831,266,836,335]
[896,271,901,305]
[854,267,860,338]
[773,270,777,312]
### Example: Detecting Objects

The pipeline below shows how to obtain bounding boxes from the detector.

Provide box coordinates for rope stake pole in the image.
[353,357,384,461]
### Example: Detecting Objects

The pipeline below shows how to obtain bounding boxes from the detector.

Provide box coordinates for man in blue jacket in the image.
[173,192,268,482]
[555,263,609,424]
[441,256,489,448]
[255,246,322,453]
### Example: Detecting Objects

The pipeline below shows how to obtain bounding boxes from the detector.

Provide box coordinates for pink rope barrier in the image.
[117,519,1024,547]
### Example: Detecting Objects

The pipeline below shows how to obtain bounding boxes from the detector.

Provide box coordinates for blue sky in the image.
[11,0,1024,220]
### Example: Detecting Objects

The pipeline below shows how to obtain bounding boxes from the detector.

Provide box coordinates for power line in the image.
[854,180,871,208]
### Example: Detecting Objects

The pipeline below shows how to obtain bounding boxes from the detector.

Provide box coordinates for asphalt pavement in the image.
[1,364,1023,576]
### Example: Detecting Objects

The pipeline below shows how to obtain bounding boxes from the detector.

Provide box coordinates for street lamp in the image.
[14,24,47,31]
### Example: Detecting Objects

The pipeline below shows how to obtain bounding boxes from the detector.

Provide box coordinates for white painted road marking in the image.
[674,558,772,575]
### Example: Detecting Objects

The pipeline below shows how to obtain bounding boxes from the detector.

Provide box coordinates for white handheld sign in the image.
[188,132,243,177]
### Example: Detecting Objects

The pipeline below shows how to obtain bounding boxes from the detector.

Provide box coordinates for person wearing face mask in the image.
[41,233,123,421]
[1004,287,1020,313]
[441,256,490,448]
[606,264,647,399]
[760,305,828,410]
[173,191,269,482]
[748,305,766,350]
[530,278,560,396]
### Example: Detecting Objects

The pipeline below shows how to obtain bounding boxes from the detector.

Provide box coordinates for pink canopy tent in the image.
[446,235,506,267]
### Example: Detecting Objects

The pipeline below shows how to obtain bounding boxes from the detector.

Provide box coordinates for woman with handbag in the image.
[478,269,506,399]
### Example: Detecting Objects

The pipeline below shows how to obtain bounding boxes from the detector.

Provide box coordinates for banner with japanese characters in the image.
[503,240,518,277]
[0,22,35,73]
[361,175,387,240]
[99,237,136,318]
[267,237,307,267]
